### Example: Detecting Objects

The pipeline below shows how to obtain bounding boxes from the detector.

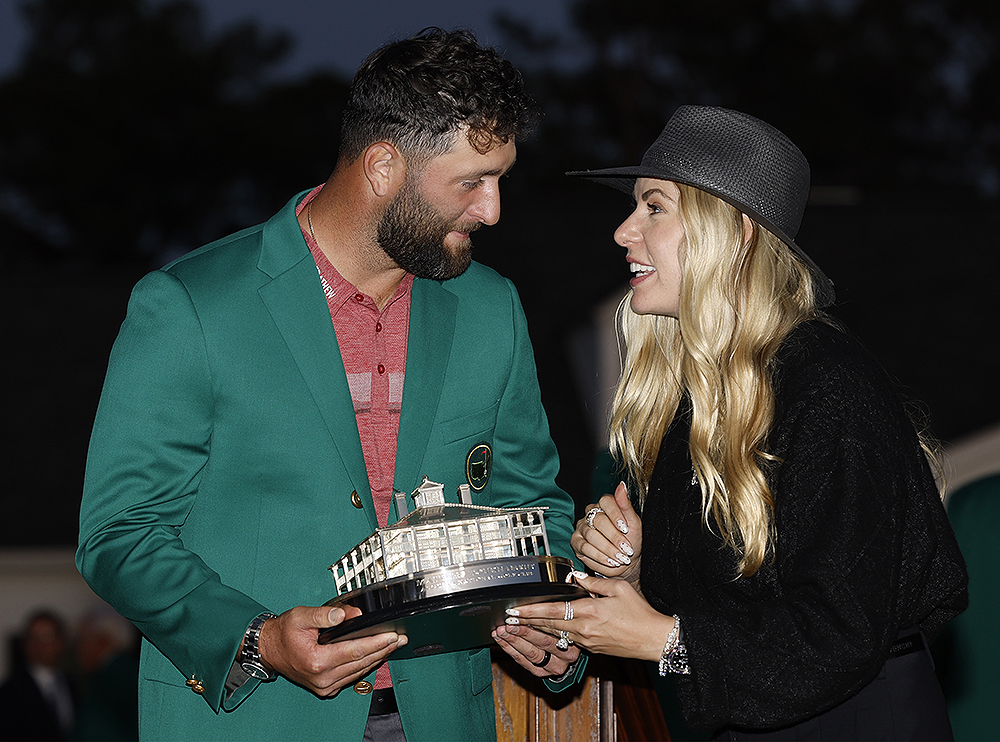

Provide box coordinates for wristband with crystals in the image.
[658,614,691,676]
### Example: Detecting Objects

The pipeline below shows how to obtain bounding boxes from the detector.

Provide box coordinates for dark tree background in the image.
[3,0,998,546]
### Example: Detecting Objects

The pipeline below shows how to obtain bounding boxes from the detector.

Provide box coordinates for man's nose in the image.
[469,182,501,226]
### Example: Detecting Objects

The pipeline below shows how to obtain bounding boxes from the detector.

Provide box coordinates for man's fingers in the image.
[312,603,364,628]
[322,605,347,627]
[329,631,405,663]
[309,632,407,697]
[492,625,578,677]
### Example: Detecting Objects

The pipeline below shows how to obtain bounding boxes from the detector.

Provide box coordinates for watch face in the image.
[241,662,271,680]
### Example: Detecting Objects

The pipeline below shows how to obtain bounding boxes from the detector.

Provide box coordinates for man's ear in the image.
[363,142,405,198]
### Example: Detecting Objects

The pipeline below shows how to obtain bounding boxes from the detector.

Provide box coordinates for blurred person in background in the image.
[0,610,77,741]
[72,608,139,741]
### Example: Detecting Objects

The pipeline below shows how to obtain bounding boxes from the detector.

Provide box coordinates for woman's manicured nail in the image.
[616,519,629,534]
[616,552,631,565]
[505,616,520,625]
[607,556,621,567]
[505,608,520,617]
[619,542,633,556]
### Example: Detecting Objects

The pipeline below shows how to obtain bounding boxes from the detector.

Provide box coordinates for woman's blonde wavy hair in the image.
[609,183,818,577]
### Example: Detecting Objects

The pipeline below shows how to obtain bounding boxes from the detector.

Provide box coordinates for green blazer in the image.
[77,192,577,741]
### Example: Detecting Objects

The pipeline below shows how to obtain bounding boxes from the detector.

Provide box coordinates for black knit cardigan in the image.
[640,320,968,732]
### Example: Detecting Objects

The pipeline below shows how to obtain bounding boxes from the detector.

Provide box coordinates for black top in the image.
[640,320,967,732]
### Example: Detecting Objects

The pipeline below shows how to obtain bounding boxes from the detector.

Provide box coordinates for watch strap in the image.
[240,612,277,681]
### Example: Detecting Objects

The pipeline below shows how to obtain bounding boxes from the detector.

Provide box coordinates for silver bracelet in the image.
[658,615,691,676]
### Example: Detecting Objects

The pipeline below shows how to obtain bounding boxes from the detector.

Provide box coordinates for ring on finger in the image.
[530,650,552,668]
[586,507,603,528]
[556,630,573,651]
[564,601,574,621]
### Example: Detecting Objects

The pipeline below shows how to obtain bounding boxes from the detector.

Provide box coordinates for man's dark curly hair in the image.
[338,28,539,168]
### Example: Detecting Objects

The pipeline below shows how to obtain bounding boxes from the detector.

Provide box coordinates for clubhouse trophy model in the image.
[319,477,585,659]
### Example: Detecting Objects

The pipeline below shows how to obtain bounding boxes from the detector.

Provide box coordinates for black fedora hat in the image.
[568,105,835,307]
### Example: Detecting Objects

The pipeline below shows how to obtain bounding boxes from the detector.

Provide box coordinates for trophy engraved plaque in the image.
[319,477,585,658]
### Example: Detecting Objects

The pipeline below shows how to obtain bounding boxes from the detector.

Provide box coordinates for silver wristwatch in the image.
[239,612,277,681]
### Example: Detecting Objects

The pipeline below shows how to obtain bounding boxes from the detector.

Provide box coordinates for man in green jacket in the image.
[78,28,581,741]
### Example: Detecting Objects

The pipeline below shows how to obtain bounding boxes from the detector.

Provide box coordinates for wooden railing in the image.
[493,651,671,742]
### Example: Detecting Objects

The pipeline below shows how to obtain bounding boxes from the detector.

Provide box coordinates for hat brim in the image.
[567,166,836,307]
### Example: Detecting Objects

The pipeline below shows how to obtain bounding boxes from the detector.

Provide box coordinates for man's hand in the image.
[258,605,406,697]
[492,623,581,678]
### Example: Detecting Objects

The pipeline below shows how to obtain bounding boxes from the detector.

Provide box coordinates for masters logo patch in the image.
[466,443,492,492]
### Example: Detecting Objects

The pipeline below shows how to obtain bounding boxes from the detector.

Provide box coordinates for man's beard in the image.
[376,177,477,280]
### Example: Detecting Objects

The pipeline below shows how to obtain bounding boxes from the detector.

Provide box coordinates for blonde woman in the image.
[498,106,967,739]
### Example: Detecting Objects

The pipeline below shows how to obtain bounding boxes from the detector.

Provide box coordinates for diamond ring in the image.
[585,507,603,528]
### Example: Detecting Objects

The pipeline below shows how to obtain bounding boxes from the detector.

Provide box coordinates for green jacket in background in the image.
[77,192,577,741]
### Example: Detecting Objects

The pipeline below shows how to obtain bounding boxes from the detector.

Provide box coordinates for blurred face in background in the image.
[24,616,65,668]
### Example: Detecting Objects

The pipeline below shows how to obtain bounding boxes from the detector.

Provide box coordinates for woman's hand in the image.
[505,572,672,663]
[571,482,643,585]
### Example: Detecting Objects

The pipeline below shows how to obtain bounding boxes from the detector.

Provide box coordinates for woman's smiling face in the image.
[615,178,685,317]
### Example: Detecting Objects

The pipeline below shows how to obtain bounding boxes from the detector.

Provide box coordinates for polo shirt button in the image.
[354,293,364,302]
[354,680,373,695]
[351,490,363,509]
[377,364,385,375]
[375,322,382,332]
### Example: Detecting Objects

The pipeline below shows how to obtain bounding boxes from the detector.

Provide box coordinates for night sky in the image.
[0,0,577,78]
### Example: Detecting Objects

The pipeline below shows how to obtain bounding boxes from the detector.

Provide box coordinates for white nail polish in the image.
[616,519,628,534]
[616,552,631,565]
[620,542,634,556]
[607,556,621,567]
[505,608,520,616]
[505,616,519,625]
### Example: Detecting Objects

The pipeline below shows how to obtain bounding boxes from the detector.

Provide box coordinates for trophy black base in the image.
[319,556,586,659]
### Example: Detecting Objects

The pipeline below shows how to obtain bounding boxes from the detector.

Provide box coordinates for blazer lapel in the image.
[257,195,377,530]
[393,278,458,505]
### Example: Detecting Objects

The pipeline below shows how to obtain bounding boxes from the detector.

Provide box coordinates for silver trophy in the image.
[319,477,585,658]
